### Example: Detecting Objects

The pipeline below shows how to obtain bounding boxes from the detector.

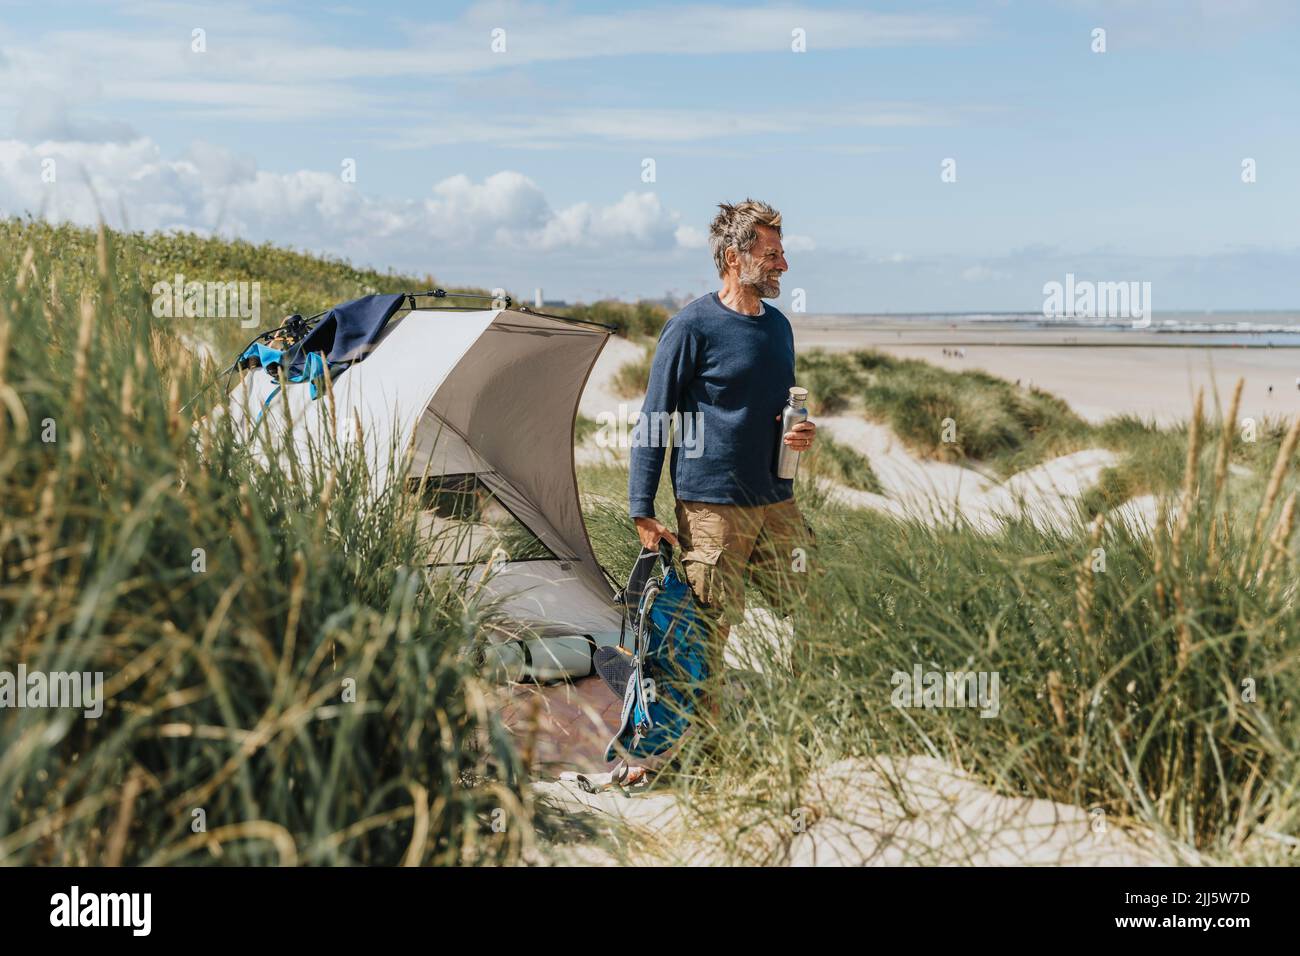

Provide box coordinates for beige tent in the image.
[226,299,625,652]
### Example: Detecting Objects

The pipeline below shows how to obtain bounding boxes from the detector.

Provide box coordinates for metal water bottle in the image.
[776,386,809,480]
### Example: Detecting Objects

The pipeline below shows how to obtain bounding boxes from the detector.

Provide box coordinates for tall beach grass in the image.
[0,224,539,865]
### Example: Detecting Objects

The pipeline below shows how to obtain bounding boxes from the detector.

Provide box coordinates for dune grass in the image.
[798,348,1090,470]
[797,349,1300,517]
[0,224,542,865]
[611,347,655,399]
[9,217,1296,867]
[1081,412,1295,517]
[1,217,479,358]
[577,359,1298,862]
[579,398,1300,864]
[606,343,1234,507]
[552,300,669,339]
[799,434,883,494]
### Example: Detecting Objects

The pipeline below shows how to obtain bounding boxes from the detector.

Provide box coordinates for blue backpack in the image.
[597,542,710,762]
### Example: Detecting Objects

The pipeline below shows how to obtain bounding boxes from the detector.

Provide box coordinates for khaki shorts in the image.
[674,497,815,669]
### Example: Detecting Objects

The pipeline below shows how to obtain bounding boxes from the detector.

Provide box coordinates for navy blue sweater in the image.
[628,292,796,519]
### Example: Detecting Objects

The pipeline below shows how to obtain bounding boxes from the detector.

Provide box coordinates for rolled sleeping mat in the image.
[480,634,596,684]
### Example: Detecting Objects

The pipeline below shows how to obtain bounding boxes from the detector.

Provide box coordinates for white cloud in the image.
[0,135,695,264]
[785,234,816,252]
[425,171,551,235]
[538,191,677,250]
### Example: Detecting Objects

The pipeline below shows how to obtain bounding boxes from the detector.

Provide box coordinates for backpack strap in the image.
[616,547,658,612]
[604,574,663,761]
[656,538,674,574]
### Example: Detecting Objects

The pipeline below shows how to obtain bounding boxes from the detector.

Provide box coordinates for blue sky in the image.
[1,0,1297,312]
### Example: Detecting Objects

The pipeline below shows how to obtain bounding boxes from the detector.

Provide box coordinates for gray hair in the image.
[708,199,783,278]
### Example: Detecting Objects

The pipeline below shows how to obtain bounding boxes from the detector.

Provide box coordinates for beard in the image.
[739,253,782,298]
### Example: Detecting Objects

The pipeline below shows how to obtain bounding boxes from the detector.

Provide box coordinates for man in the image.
[628,199,816,680]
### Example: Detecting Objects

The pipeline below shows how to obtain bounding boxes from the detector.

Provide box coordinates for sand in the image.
[578,334,645,423]
[812,414,1120,533]
[793,318,1300,426]
[575,334,646,467]
[519,604,1183,866]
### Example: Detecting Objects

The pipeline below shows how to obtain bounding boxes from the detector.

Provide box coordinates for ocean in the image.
[802,311,1300,347]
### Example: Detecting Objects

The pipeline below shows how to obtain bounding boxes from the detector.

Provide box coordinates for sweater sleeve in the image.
[628,318,696,519]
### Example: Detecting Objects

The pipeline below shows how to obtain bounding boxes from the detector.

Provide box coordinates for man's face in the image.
[734,224,787,298]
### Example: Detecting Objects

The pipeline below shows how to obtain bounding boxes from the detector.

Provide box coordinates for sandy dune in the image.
[785,756,1169,866]
[534,751,1171,866]
[578,334,645,423]
[511,606,1179,867]
[814,415,1120,533]
[575,335,646,467]
[574,339,1130,535]
[793,319,1300,427]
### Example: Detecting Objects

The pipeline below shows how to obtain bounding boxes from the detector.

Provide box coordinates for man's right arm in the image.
[628,318,696,528]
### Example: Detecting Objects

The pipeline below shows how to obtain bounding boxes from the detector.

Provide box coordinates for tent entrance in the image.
[405,472,555,566]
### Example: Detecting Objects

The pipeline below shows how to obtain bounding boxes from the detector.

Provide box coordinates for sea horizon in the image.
[794,309,1300,346]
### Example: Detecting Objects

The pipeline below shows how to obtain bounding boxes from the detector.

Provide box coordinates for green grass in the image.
[573,413,603,446]
[799,348,1090,472]
[0,222,542,865]
[565,328,1297,863]
[9,216,1297,866]
[0,217,671,362]
[800,434,882,494]
[1,217,485,360]
[579,426,1300,863]
[797,349,1299,513]
[611,346,655,398]
[789,484,1300,858]
[549,300,669,339]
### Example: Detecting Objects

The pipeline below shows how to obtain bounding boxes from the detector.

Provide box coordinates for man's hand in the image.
[634,516,679,551]
[783,418,817,452]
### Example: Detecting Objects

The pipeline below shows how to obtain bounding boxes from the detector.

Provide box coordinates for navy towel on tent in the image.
[286,293,406,378]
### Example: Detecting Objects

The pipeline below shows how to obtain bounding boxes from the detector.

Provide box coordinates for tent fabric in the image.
[226,303,624,645]
[286,292,406,377]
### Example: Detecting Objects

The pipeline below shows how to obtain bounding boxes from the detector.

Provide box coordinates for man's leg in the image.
[748,498,816,673]
[674,499,762,705]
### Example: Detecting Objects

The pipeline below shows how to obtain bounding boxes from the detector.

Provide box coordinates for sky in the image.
[0,0,1297,313]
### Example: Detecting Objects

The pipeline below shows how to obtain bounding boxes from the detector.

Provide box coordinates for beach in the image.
[792,316,1300,426]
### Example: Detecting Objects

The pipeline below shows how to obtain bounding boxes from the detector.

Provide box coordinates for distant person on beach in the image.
[628,198,817,687]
